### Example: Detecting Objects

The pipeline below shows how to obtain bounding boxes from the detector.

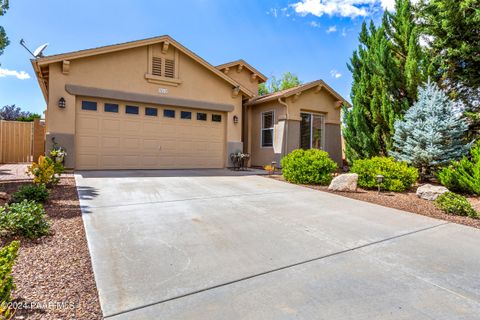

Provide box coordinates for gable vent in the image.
[164,59,175,78]
[152,57,162,76]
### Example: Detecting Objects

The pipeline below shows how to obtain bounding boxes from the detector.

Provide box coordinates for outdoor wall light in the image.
[58,97,66,108]
[376,174,384,194]
[233,115,239,124]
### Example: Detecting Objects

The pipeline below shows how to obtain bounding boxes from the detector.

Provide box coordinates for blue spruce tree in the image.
[391,80,470,177]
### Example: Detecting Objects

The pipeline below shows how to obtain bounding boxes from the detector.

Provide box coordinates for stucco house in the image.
[31,35,349,170]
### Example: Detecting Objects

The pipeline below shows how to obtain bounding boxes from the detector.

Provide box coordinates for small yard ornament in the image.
[376,174,384,194]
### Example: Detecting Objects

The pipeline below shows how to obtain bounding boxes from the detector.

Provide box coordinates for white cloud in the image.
[291,0,409,18]
[341,27,347,36]
[292,0,373,18]
[381,0,395,10]
[309,21,321,27]
[330,69,342,78]
[0,68,31,80]
[326,25,337,33]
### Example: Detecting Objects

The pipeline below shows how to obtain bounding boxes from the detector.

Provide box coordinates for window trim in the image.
[125,105,139,115]
[145,107,158,117]
[300,112,326,150]
[212,114,222,123]
[163,109,175,118]
[197,112,207,121]
[104,103,119,113]
[180,111,192,120]
[81,101,97,111]
[261,110,275,148]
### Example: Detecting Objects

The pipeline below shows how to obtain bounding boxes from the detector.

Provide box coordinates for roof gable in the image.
[216,59,267,83]
[32,35,254,99]
[246,80,351,108]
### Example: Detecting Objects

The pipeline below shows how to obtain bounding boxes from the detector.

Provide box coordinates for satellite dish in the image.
[33,43,48,58]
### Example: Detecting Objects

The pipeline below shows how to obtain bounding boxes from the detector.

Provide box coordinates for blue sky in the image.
[0,0,391,114]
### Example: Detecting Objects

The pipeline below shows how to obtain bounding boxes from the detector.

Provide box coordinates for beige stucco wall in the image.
[45,43,243,167]
[221,67,259,97]
[249,100,287,166]
[249,87,342,167]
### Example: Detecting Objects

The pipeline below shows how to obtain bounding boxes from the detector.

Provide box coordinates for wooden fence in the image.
[0,119,45,163]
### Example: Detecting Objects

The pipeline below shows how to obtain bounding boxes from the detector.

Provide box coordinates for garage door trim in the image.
[66,84,235,112]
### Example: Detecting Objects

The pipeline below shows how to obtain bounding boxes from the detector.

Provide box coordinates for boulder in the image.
[416,184,448,201]
[328,173,358,192]
[0,192,8,200]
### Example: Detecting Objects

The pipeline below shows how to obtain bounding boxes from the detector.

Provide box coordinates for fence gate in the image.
[0,119,45,164]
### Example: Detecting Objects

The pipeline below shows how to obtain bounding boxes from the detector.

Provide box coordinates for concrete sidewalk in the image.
[75,170,480,319]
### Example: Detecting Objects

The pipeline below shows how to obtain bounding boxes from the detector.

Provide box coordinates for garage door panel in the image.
[124,121,142,134]
[143,122,160,135]
[123,138,141,150]
[76,101,226,170]
[77,154,99,169]
[102,155,122,168]
[77,135,99,149]
[142,139,160,151]
[77,116,100,131]
[101,136,121,149]
[102,119,121,133]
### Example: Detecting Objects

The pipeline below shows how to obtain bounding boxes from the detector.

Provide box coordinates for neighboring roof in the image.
[31,35,254,101]
[65,84,235,112]
[246,79,352,107]
[216,59,267,83]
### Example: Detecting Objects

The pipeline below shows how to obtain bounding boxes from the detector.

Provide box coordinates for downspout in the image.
[278,97,289,160]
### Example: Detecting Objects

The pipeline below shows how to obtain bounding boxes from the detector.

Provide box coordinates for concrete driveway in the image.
[75,170,480,319]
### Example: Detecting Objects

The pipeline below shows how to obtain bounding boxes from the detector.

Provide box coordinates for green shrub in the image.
[350,157,418,192]
[0,241,19,304]
[0,200,50,239]
[11,184,49,203]
[438,143,480,195]
[435,192,477,218]
[27,156,64,187]
[281,149,338,185]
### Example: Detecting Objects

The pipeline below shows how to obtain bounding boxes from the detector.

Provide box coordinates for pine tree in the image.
[343,0,426,162]
[391,80,470,177]
[384,0,426,106]
[418,0,480,110]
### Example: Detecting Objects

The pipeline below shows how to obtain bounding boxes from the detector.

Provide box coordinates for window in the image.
[300,112,325,150]
[163,109,175,118]
[104,103,118,113]
[197,112,207,121]
[125,105,139,115]
[145,107,158,116]
[261,111,274,147]
[82,101,97,111]
[212,114,222,122]
[181,111,192,119]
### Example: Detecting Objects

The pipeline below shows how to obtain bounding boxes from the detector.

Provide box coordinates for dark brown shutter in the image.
[164,59,175,78]
[152,57,162,76]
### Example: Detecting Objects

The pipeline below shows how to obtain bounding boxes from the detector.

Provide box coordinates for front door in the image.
[300,112,325,150]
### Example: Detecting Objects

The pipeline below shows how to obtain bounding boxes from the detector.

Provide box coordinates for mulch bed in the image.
[0,178,102,319]
[268,175,480,229]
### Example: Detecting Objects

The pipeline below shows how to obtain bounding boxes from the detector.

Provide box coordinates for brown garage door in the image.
[75,98,226,170]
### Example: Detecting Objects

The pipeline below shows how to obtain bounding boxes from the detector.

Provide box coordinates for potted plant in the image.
[49,137,67,164]
[230,152,250,171]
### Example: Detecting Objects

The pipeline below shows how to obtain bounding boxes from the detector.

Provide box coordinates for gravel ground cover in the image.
[0,178,102,319]
[268,175,480,229]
